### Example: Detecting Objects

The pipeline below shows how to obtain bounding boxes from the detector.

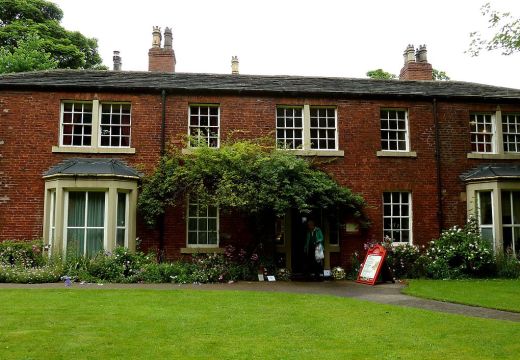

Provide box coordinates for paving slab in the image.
[1,280,519,322]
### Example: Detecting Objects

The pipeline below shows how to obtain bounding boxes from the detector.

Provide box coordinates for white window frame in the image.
[380,109,409,152]
[99,103,132,148]
[188,104,220,148]
[115,192,129,248]
[470,113,496,154]
[383,191,412,245]
[502,113,520,153]
[63,191,108,256]
[499,190,520,256]
[59,101,94,147]
[186,197,220,248]
[476,190,495,246]
[48,190,56,251]
[309,107,338,151]
[275,104,339,152]
[53,100,135,154]
[276,106,304,150]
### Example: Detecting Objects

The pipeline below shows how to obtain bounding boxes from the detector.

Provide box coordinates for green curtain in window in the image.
[67,192,85,257]
[86,192,105,256]
[116,193,126,247]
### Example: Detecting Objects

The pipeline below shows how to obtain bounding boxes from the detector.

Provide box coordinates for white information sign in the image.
[359,255,382,281]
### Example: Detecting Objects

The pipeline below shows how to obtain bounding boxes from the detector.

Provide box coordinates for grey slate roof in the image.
[460,164,520,182]
[1,70,520,101]
[43,158,141,179]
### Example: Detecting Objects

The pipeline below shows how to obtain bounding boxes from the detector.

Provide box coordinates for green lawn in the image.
[0,289,519,360]
[404,279,520,313]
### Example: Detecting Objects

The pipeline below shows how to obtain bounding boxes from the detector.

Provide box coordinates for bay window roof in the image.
[43,158,141,179]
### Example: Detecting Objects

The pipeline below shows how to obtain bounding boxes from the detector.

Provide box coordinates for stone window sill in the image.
[287,149,344,157]
[52,146,136,154]
[180,247,224,254]
[183,148,345,157]
[376,150,417,158]
[467,153,520,160]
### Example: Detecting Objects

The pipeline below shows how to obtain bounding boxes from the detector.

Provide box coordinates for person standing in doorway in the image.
[304,220,324,281]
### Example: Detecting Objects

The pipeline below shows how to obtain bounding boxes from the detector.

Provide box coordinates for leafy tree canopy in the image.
[138,139,365,227]
[0,0,105,70]
[366,69,396,80]
[432,69,450,81]
[468,2,520,56]
[0,34,58,73]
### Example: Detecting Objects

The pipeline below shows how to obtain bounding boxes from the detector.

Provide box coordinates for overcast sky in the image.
[53,0,520,88]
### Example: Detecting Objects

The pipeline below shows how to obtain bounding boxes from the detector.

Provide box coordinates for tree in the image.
[432,69,450,81]
[138,139,366,228]
[468,2,520,56]
[366,69,396,80]
[0,35,58,73]
[0,0,105,70]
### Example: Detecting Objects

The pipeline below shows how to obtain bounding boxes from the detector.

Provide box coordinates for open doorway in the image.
[290,209,323,276]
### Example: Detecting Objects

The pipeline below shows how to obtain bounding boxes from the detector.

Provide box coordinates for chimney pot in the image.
[152,26,162,48]
[231,56,239,75]
[112,50,122,71]
[164,27,173,49]
[403,44,415,64]
[417,44,428,63]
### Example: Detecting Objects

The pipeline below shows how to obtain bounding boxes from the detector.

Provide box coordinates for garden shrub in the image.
[0,239,44,267]
[386,244,425,279]
[425,219,494,279]
[0,263,63,283]
[495,251,520,278]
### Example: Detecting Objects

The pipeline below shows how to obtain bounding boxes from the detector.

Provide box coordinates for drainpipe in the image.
[158,89,167,261]
[433,98,444,234]
[161,89,167,155]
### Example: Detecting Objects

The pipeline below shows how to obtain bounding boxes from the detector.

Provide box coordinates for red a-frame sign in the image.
[356,244,388,286]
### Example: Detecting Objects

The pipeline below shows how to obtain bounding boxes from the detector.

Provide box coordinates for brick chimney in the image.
[112,50,122,71]
[231,56,239,75]
[399,44,433,81]
[148,26,176,72]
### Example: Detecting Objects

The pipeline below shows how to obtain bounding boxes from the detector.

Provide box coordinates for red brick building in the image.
[2,29,520,272]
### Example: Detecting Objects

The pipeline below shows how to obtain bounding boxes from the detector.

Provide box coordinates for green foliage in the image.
[0,0,105,70]
[138,139,365,227]
[366,68,396,80]
[432,69,450,81]
[468,2,520,56]
[0,34,58,73]
[0,263,63,283]
[495,251,520,278]
[425,218,495,279]
[0,239,44,267]
[386,243,426,279]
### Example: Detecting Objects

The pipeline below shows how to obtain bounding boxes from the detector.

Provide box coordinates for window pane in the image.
[188,232,198,245]
[117,193,126,227]
[67,229,84,257]
[479,192,493,225]
[502,191,512,224]
[86,229,104,257]
[87,192,105,227]
[68,192,85,227]
[116,229,125,248]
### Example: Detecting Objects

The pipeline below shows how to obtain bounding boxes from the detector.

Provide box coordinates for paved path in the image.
[1,281,519,322]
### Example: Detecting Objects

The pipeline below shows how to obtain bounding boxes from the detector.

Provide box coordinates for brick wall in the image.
[1,89,520,268]
[148,48,175,72]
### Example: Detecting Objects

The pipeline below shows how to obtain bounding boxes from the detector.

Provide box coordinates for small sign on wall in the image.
[345,223,359,233]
